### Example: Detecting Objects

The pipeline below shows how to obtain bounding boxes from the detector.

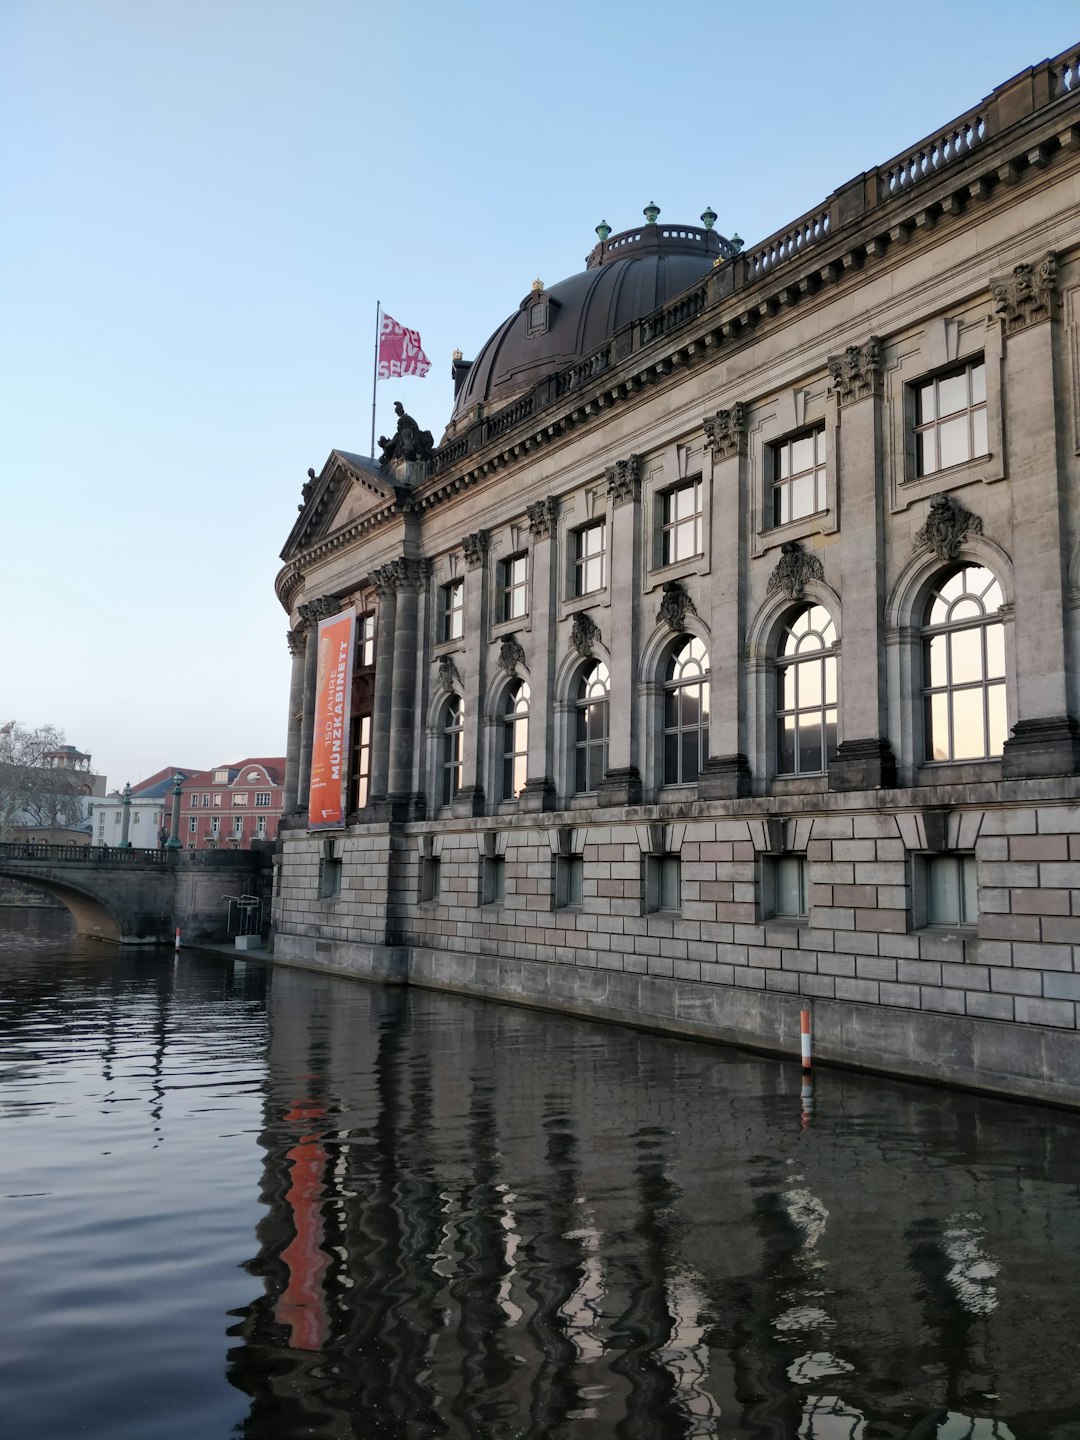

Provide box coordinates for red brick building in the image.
[180,758,285,850]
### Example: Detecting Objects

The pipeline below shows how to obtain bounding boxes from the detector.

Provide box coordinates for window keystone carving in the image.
[657,580,697,632]
[570,611,601,658]
[437,655,461,692]
[913,492,983,562]
[765,541,825,601]
[991,252,1058,332]
[526,497,559,537]
[605,454,642,506]
[497,634,526,675]
[461,531,489,568]
[828,338,881,405]
[703,403,747,460]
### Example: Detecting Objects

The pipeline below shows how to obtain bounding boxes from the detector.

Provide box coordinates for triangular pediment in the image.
[280,449,394,561]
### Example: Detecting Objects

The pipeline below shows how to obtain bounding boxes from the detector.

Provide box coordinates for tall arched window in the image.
[663,637,710,785]
[922,565,1006,761]
[575,661,609,794]
[501,680,530,800]
[441,695,464,805]
[776,605,838,775]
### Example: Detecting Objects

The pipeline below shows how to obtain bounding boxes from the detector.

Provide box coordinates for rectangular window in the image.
[358,611,376,668]
[554,854,584,909]
[440,580,464,641]
[914,359,987,477]
[188,816,198,834]
[771,428,826,526]
[213,794,222,807]
[926,853,977,926]
[770,855,808,919]
[133,811,140,825]
[255,792,271,807]
[233,793,248,806]
[501,552,529,621]
[213,769,229,783]
[351,714,372,810]
[481,855,506,906]
[420,856,441,902]
[233,816,244,836]
[318,855,342,899]
[210,817,220,836]
[645,854,681,913]
[256,816,267,836]
[661,478,703,566]
[574,521,606,596]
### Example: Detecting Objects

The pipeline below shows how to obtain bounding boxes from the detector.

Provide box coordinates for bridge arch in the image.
[0,868,124,941]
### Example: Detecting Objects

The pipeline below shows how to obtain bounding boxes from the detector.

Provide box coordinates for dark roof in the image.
[451,220,735,419]
[132,766,201,798]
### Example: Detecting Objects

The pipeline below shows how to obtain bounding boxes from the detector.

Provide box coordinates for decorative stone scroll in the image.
[296,595,340,631]
[703,403,747,460]
[461,531,489,569]
[605,454,642,506]
[570,611,601,658]
[526,497,559,537]
[765,541,824,601]
[437,655,461,692]
[369,557,431,593]
[991,252,1058,333]
[497,634,526,676]
[656,580,697,632]
[913,493,983,562]
[828,338,881,405]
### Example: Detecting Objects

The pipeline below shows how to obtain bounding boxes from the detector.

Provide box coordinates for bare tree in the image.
[0,723,88,841]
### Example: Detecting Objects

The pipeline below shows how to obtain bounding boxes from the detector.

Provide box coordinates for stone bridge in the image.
[0,843,274,945]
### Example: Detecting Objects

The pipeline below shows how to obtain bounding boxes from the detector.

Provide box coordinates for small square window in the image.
[554,854,583,909]
[501,553,529,621]
[645,854,681,913]
[439,580,464,642]
[913,360,987,477]
[924,853,977,926]
[574,521,606,596]
[765,855,808,920]
[770,428,826,526]
[481,855,506,906]
[660,479,702,566]
[255,792,271,807]
[420,855,441,902]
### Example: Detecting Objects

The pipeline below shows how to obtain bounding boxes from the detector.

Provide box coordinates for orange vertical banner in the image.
[308,608,355,830]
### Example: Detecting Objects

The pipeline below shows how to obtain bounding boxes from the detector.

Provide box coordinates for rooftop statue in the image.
[377,401,434,468]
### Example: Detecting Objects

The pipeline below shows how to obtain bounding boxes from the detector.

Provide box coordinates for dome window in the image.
[527,296,549,338]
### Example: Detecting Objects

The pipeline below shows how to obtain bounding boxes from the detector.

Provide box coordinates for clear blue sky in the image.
[2,1,1077,790]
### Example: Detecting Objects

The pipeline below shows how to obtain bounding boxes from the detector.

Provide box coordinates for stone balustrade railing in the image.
[0,842,169,864]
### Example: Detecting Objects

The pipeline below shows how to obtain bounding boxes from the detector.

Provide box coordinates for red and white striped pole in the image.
[799,1008,814,1125]
[800,1008,812,1072]
[175,926,182,952]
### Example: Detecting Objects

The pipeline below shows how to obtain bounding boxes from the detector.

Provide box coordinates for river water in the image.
[2,911,1080,1439]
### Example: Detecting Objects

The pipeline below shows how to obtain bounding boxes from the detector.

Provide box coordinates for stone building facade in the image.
[273,47,1080,1106]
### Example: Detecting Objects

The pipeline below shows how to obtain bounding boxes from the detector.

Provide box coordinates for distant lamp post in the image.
[166,773,184,850]
[119,782,133,848]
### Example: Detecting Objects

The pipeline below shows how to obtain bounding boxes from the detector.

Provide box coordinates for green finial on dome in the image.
[730,233,744,253]
[700,205,717,231]
[643,201,660,225]
[595,219,611,242]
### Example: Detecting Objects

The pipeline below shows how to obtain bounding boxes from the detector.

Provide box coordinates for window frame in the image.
[440,694,464,808]
[769,426,827,528]
[774,604,838,778]
[658,477,703,569]
[573,520,607,598]
[501,680,530,802]
[920,564,1007,765]
[438,579,464,644]
[481,854,506,906]
[912,358,989,480]
[574,660,610,796]
[914,852,978,929]
[500,551,529,623]
[644,853,681,914]
[762,854,809,922]
[662,636,710,789]
[553,854,584,910]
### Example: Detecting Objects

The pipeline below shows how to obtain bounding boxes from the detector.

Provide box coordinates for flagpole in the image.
[370,300,381,458]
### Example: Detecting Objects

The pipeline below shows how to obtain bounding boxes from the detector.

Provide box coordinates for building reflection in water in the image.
[227,969,1080,1439]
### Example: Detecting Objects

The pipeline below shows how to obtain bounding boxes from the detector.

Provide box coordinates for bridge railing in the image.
[0,842,170,864]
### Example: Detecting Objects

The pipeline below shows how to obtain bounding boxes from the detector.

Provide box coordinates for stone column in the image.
[521,500,558,811]
[282,628,306,809]
[452,531,488,817]
[296,596,339,816]
[367,573,398,808]
[995,256,1080,775]
[596,457,642,805]
[119,781,132,848]
[826,340,897,790]
[699,406,751,798]
[385,558,430,816]
[165,773,183,850]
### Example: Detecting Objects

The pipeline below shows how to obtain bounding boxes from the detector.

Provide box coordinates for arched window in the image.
[501,680,530,800]
[441,695,464,805]
[663,637,710,786]
[922,565,1006,761]
[776,605,838,775]
[575,661,609,794]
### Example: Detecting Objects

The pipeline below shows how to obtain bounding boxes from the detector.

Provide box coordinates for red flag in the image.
[377,312,431,379]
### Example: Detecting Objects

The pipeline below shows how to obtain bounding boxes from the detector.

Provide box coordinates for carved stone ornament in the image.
[461,530,489,569]
[370,557,431,593]
[526,497,559,538]
[605,454,642,506]
[286,627,303,657]
[570,611,601,658]
[437,654,461,692]
[991,252,1058,333]
[656,580,697,632]
[765,541,825,601]
[828,338,881,405]
[498,634,527,676]
[377,401,434,468]
[296,595,340,630]
[703,403,747,460]
[913,492,983,562]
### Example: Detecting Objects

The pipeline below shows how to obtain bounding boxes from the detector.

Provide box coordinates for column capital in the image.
[371,557,431,593]
[703,402,747,460]
[991,252,1058,333]
[296,595,340,631]
[605,454,642,506]
[828,337,881,406]
[286,627,304,656]
[460,530,489,569]
[526,497,559,537]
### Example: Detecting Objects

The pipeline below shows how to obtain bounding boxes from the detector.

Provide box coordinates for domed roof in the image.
[451,211,740,421]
